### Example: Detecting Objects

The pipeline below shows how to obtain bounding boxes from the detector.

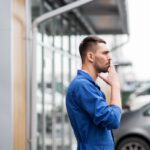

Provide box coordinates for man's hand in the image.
[99,60,122,108]
[98,61,120,88]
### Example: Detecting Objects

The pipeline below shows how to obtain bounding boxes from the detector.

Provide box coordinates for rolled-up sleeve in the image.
[76,81,122,129]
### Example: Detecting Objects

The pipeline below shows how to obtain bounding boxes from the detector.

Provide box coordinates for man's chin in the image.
[102,67,109,73]
[98,69,108,73]
[102,70,108,73]
[97,66,109,73]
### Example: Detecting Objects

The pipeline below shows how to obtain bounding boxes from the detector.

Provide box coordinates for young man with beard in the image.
[66,36,122,150]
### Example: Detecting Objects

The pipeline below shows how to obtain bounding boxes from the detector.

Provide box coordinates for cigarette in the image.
[113,63,119,66]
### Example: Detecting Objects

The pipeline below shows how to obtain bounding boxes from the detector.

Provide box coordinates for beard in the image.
[94,62,109,73]
[97,67,108,73]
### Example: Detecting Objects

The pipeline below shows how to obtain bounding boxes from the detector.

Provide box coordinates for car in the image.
[126,95,150,111]
[123,82,150,111]
[113,103,150,150]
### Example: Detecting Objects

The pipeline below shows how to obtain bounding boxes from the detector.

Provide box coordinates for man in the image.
[66,36,122,150]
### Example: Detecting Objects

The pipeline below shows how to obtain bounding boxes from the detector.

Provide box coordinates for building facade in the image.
[0,0,128,150]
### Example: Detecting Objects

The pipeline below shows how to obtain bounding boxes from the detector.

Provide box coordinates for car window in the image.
[138,88,150,96]
[143,107,150,116]
[135,82,150,96]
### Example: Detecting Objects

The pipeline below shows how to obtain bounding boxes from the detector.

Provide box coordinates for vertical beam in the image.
[25,0,32,149]
[40,2,46,150]
[117,0,128,33]
[13,0,27,150]
[0,0,13,149]
[60,16,65,150]
[31,27,38,150]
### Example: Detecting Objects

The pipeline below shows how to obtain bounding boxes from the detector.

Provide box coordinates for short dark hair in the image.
[79,36,106,63]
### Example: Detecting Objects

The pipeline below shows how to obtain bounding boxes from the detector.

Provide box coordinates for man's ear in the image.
[87,52,95,63]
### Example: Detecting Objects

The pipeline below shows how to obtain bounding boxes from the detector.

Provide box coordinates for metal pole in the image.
[40,2,46,150]
[31,27,38,150]
[51,19,57,150]
[68,33,73,150]
[25,0,33,150]
[41,31,46,150]
[32,0,93,29]
[51,46,56,150]
[60,17,65,150]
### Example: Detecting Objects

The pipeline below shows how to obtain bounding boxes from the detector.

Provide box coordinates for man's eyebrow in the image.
[103,50,110,53]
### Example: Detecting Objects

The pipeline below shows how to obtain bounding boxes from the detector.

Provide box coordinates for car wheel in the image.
[116,137,150,150]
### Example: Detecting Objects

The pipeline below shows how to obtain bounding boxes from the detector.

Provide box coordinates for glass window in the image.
[63,55,71,148]
[31,1,91,149]
[36,33,54,150]
[71,59,77,80]
[62,36,69,51]
[54,52,64,149]
[70,35,76,55]
[54,36,62,49]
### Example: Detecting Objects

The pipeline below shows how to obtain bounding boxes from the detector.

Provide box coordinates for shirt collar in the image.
[77,70,100,89]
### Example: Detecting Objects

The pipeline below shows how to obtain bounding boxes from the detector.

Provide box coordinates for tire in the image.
[116,137,150,150]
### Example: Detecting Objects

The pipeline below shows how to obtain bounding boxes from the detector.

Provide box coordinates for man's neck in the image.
[82,65,98,80]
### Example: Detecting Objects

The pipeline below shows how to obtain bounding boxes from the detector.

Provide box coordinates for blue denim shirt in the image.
[66,70,122,150]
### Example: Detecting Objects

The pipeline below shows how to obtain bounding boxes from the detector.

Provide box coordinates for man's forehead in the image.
[97,42,110,52]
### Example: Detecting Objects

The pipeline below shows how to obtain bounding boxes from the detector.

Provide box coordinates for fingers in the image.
[109,60,116,72]
[110,59,113,66]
